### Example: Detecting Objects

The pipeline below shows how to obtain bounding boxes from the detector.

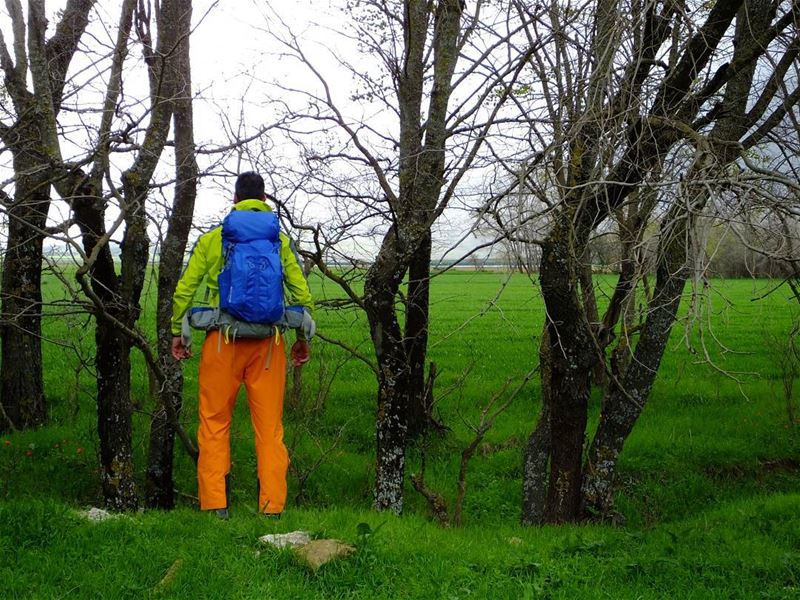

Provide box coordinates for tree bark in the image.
[519,0,761,525]
[538,215,596,522]
[521,326,552,525]
[96,318,138,509]
[0,0,95,432]
[580,259,606,386]
[96,0,177,511]
[0,152,49,430]
[581,0,777,518]
[147,0,197,508]
[366,0,463,513]
[69,169,139,509]
[582,210,689,517]
[405,231,432,438]
[365,229,411,513]
[62,0,177,510]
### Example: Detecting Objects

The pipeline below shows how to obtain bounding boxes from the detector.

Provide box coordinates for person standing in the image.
[170,172,314,518]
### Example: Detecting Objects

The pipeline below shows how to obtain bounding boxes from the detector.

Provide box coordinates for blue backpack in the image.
[218,210,284,324]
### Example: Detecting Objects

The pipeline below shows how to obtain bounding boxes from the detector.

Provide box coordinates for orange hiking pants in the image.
[197,330,288,513]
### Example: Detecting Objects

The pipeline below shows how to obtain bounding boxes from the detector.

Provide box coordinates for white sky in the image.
[154,1,364,230]
[2,1,797,266]
[0,0,492,261]
[186,0,508,262]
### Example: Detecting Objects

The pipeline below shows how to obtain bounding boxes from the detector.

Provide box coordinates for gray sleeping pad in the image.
[184,307,315,341]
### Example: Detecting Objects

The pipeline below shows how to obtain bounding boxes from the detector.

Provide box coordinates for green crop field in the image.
[2,272,799,598]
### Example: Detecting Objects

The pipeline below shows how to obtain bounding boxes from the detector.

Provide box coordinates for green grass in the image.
[2,272,799,598]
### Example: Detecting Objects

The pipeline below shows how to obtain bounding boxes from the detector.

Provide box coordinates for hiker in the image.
[170,172,315,519]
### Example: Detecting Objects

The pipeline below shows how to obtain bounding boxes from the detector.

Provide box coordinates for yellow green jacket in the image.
[170,199,314,335]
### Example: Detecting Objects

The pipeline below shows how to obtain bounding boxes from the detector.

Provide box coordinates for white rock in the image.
[258,530,312,549]
[81,507,116,522]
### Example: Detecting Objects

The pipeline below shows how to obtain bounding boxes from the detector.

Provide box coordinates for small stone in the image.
[294,539,355,572]
[81,507,116,522]
[258,530,312,549]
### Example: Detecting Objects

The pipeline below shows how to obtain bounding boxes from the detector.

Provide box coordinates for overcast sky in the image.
[179,0,499,260]
[0,1,516,262]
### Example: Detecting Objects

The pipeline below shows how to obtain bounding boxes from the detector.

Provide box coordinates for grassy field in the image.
[2,272,799,598]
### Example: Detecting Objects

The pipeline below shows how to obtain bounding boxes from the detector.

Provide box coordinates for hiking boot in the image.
[214,508,230,520]
[262,512,282,520]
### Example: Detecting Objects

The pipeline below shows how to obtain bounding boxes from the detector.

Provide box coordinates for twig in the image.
[413,367,535,526]
[316,331,377,374]
[0,401,18,433]
[453,367,536,526]
[75,271,199,462]
[410,474,450,527]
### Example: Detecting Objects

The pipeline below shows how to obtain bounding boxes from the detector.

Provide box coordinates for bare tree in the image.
[502,0,800,523]
[50,0,189,510]
[260,0,533,513]
[146,0,198,510]
[0,0,95,431]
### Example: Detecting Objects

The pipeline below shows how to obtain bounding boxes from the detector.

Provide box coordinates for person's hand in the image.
[290,339,311,367]
[171,336,192,361]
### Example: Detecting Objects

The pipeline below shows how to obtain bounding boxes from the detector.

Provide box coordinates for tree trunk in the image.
[521,326,552,525]
[361,0,463,513]
[604,223,645,379]
[538,216,596,523]
[405,231,432,438]
[64,0,176,510]
[0,157,49,431]
[103,0,176,509]
[365,231,410,514]
[0,0,95,432]
[145,352,181,508]
[582,214,688,517]
[146,0,197,510]
[517,0,758,526]
[96,317,138,509]
[581,0,776,518]
[72,207,141,512]
[69,176,139,510]
[374,344,411,513]
[580,260,606,386]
